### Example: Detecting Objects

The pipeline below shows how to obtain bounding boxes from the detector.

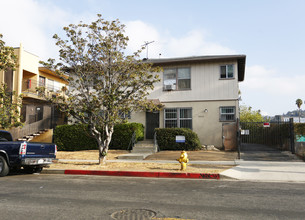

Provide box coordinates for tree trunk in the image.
[98,125,114,164]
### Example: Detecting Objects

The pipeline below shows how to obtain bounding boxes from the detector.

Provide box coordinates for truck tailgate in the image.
[25,142,56,158]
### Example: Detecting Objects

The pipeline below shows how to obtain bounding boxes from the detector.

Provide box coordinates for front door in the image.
[146,111,159,139]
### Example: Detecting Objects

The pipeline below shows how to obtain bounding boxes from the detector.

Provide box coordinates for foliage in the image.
[296,99,303,109]
[0,34,17,71]
[41,14,161,163]
[54,122,144,151]
[240,105,266,122]
[54,124,97,151]
[0,83,23,129]
[296,99,303,122]
[155,128,201,151]
[294,123,305,136]
[0,35,22,129]
[110,123,144,149]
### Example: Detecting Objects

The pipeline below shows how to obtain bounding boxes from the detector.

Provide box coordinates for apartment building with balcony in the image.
[0,44,68,140]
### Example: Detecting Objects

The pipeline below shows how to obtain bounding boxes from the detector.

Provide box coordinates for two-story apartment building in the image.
[0,44,68,140]
[130,55,246,150]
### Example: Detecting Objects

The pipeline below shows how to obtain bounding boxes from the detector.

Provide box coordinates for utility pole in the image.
[142,41,154,59]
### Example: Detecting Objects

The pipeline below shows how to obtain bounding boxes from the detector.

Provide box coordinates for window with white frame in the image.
[220,106,235,121]
[220,64,234,79]
[164,108,192,129]
[163,67,191,90]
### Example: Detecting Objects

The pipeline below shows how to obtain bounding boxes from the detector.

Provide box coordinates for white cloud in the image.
[0,0,237,61]
[242,65,305,95]
[166,30,236,57]
[0,0,70,61]
[240,65,305,115]
[125,20,161,58]
[125,21,236,58]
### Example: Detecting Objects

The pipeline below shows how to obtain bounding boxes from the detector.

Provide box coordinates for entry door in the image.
[146,112,160,139]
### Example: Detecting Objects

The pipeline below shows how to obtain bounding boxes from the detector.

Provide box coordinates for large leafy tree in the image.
[41,14,160,164]
[0,83,23,129]
[240,105,265,122]
[0,34,17,71]
[0,34,22,129]
[296,98,303,122]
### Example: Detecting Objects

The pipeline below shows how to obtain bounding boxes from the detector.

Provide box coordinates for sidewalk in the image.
[42,150,305,182]
[221,160,305,182]
[43,158,235,180]
[43,150,237,180]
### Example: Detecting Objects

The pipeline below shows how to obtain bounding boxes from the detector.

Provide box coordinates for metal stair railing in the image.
[154,131,160,152]
[127,131,136,151]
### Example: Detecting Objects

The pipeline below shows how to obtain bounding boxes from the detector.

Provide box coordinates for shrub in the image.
[54,122,144,151]
[110,123,144,149]
[53,124,97,151]
[294,123,305,136]
[155,128,201,151]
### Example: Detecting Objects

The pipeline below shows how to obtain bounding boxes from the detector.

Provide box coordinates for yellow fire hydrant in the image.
[177,150,189,171]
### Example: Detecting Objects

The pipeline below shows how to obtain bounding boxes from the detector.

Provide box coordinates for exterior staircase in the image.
[17,129,49,142]
[117,140,157,160]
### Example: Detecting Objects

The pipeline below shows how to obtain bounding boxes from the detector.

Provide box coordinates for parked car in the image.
[0,130,57,177]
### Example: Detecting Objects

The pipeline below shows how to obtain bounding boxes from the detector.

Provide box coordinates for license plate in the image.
[38,159,44,164]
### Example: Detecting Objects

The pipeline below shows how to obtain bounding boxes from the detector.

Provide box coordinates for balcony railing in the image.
[22,79,67,99]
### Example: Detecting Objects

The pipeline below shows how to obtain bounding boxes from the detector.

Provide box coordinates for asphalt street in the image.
[1,174,305,220]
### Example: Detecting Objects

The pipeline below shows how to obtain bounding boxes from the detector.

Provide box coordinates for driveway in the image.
[240,143,302,161]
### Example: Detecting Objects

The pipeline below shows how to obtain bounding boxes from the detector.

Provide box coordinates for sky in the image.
[1,0,305,116]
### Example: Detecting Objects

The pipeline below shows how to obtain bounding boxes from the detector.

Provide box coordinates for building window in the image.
[220,64,234,79]
[47,79,55,91]
[220,107,235,121]
[164,108,192,129]
[39,76,46,86]
[163,67,191,90]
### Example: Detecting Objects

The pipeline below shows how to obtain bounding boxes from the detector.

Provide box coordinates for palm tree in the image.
[296,99,303,122]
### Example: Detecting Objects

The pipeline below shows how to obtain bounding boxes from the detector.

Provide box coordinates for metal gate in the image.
[239,119,295,153]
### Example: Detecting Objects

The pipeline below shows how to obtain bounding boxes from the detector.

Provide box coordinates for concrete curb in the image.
[42,169,220,179]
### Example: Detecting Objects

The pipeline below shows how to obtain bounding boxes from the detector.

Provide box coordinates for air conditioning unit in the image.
[164,85,174,91]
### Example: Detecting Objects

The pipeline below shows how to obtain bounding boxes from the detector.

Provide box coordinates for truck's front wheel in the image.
[0,156,9,177]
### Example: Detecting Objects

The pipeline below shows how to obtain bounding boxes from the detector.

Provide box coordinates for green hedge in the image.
[54,123,144,151]
[110,123,144,149]
[53,124,97,151]
[155,128,201,151]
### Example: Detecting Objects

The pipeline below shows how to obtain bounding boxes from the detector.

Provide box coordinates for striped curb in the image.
[43,169,220,179]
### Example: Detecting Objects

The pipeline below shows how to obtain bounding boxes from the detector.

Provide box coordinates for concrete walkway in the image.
[220,143,305,182]
[221,160,305,182]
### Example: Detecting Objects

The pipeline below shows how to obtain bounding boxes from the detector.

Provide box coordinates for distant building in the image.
[272,115,305,123]
[0,44,68,140]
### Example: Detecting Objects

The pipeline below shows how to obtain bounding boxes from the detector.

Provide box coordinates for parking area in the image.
[240,143,302,161]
